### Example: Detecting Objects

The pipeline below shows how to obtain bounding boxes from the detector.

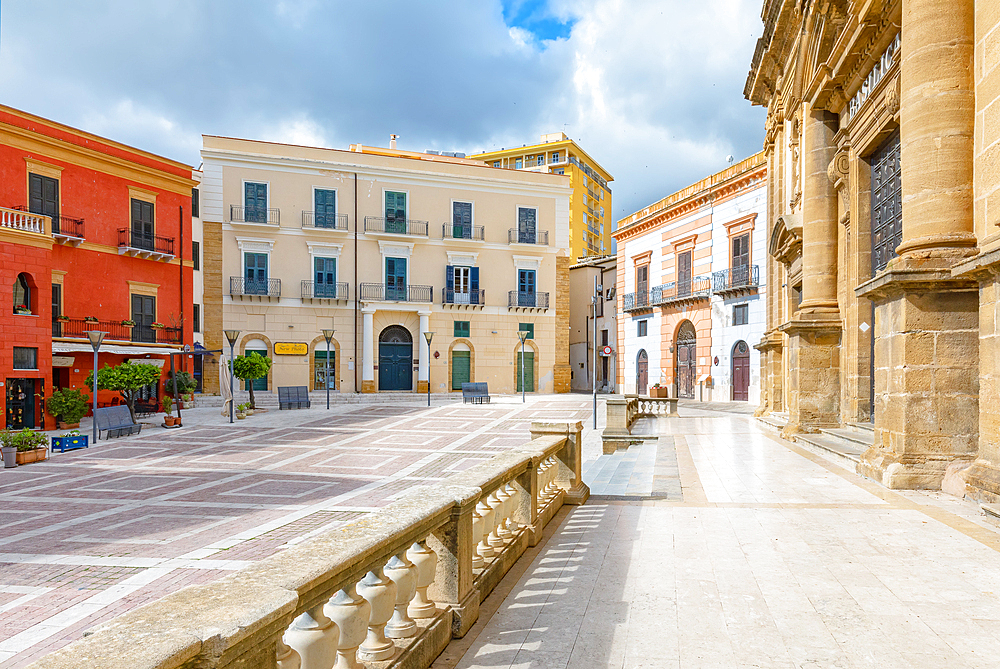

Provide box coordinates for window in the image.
[601,329,609,346]
[13,347,38,370]
[191,187,199,218]
[536,156,544,166]
[518,322,534,339]
[244,252,269,295]
[517,207,537,244]
[454,320,470,338]
[515,158,523,169]
[384,191,407,233]
[518,269,537,307]
[551,151,560,163]
[732,233,750,285]
[677,250,692,295]
[452,201,473,239]
[193,303,201,333]
[315,188,337,228]
[734,304,749,326]
[315,257,338,297]
[29,173,59,231]
[131,199,155,250]
[554,168,565,175]
[131,295,156,343]
[51,283,62,336]
[13,273,31,314]
[244,182,268,223]
[638,320,648,337]
[493,161,501,168]
[636,264,648,307]
[192,241,200,271]
[386,257,407,300]
[447,265,479,304]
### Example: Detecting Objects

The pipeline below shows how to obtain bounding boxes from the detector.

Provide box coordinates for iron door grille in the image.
[871,131,902,276]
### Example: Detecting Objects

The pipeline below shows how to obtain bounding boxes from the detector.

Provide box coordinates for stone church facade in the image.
[746,0,1000,498]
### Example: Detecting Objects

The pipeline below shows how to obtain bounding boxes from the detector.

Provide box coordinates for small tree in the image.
[232,355,272,409]
[85,362,162,423]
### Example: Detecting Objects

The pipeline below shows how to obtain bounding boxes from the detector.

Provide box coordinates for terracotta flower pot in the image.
[15,448,48,465]
[58,421,81,430]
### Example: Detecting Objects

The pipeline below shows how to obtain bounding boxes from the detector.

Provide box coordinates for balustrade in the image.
[28,422,589,669]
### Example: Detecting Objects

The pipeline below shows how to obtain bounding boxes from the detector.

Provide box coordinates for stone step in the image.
[795,432,865,466]
[818,427,873,448]
[846,421,875,435]
[756,412,788,432]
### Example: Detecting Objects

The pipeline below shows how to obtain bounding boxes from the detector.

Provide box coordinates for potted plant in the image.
[164,371,197,409]
[14,304,31,315]
[649,383,666,398]
[1,431,16,468]
[57,314,70,323]
[84,316,99,323]
[162,396,176,426]
[236,402,248,419]
[52,429,89,453]
[2,429,49,465]
[150,322,165,330]
[47,388,90,429]
[120,319,136,327]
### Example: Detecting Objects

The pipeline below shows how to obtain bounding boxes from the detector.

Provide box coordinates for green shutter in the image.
[518,323,534,339]
[452,351,471,390]
[454,320,470,338]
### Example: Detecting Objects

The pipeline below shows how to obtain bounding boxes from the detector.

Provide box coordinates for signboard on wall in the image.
[274,342,308,356]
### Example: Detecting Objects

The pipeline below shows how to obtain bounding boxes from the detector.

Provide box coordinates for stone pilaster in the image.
[779,318,842,436]
[553,255,571,393]
[201,220,223,395]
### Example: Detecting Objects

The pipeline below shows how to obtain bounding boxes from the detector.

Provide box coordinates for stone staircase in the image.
[796,422,873,465]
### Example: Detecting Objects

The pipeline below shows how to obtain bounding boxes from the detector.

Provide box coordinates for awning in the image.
[52,342,180,356]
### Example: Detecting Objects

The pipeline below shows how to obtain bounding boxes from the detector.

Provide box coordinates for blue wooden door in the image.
[245,182,268,223]
[315,257,337,297]
[379,343,412,390]
[245,253,268,295]
[386,257,406,301]
[385,191,406,233]
[518,269,536,307]
[517,207,536,243]
[315,189,337,228]
[453,201,472,238]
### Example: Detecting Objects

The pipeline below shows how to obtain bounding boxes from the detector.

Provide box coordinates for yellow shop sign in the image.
[274,342,308,356]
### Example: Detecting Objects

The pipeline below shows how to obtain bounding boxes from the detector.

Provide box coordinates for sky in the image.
[0,0,766,225]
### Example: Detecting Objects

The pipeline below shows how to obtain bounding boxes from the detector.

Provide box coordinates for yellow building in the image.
[471,133,613,260]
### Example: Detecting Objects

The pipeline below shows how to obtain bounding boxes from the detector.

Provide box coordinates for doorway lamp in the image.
[422,331,434,407]
[84,331,106,445]
[224,329,240,423]
[517,330,529,403]
[322,328,335,410]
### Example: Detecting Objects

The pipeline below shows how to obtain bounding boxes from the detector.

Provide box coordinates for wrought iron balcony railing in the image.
[301,211,348,231]
[442,223,485,241]
[712,265,759,295]
[359,283,433,303]
[652,276,712,306]
[230,205,280,225]
[230,276,281,299]
[508,229,549,245]
[53,317,181,344]
[443,289,485,305]
[622,290,651,312]
[301,280,348,300]
[117,228,175,257]
[508,291,549,309]
[364,216,429,236]
[12,206,84,239]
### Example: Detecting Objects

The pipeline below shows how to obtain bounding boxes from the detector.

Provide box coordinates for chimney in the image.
[390,134,399,150]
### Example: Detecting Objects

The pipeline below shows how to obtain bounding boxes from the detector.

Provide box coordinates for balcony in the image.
[230,276,281,301]
[652,276,712,308]
[301,211,348,231]
[364,216,429,236]
[508,229,549,245]
[442,288,485,310]
[230,205,280,225]
[712,265,759,298]
[117,229,175,261]
[360,283,433,303]
[508,291,549,311]
[301,280,348,302]
[11,206,84,244]
[622,290,651,313]
[54,317,181,344]
[442,223,485,241]
[1,206,49,237]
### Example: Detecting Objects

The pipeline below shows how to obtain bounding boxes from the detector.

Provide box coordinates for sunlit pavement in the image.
[444,405,1000,669]
[0,395,592,668]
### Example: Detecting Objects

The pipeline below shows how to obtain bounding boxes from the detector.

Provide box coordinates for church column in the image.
[780,105,842,437]
[856,0,978,489]
[417,311,430,394]
[362,307,376,393]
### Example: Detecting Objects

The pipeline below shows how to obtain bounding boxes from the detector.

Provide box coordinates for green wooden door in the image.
[452,351,471,390]
[245,350,268,391]
[516,352,534,392]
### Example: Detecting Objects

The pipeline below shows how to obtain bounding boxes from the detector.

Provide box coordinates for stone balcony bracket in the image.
[951,246,1000,283]
[855,265,979,303]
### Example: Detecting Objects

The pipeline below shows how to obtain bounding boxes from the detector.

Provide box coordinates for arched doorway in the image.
[732,340,750,401]
[676,321,697,399]
[379,325,413,391]
[636,349,648,395]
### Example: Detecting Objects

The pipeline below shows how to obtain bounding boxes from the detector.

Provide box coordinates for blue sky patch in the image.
[502,0,575,41]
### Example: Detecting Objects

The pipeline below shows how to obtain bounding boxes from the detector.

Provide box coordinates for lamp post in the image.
[593,276,601,430]
[224,329,240,423]
[85,331,106,445]
[322,329,335,410]
[517,330,529,403]
[422,331,434,407]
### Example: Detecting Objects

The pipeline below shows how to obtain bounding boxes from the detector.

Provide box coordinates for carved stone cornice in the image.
[769,213,803,264]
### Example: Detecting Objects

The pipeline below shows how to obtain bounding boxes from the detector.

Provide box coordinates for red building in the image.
[0,104,196,429]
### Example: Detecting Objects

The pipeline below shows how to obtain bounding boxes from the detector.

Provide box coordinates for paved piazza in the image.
[0,396,593,667]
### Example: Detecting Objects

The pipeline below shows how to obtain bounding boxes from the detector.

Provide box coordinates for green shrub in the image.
[1,429,49,452]
[47,388,91,424]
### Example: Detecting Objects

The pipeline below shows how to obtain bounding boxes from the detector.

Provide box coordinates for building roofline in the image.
[470,138,614,182]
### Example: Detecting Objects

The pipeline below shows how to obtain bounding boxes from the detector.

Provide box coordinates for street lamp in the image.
[322,329,335,410]
[224,329,240,423]
[517,330,529,403]
[422,331,434,407]
[593,276,601,430]
[85,331,106,445]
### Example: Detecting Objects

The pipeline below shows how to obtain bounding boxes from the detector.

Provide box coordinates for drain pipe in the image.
[178,204,185,369]
[354,172,359,393]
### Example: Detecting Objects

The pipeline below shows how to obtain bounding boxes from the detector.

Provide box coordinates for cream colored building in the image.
[200,136,572,396]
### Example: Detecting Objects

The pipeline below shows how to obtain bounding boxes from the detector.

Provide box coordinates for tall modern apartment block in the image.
[471,133,613,260]
[200,136,573,396]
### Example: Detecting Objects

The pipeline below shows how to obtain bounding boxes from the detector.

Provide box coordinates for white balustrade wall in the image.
[0,206,48,235]
[27,421,589,669]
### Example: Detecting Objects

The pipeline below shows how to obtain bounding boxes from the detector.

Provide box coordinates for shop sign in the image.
[274,342,308,356]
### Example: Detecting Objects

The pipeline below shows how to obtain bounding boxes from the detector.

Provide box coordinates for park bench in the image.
[94,406,142,439]
[278,386,311,410]
[461,382,490,404]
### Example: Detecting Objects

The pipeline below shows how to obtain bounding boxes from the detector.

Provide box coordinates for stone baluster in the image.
[406,540,438,619]
[284,605,338,669]
[276,639,301,669]
[496,486,513,540]
[471,506,485,569]
[476,499,495,559]
[384,552,417,638]
[325,584,371,669]
[504,483,520,532]
[487,491,505,549]
[356,566,397,662]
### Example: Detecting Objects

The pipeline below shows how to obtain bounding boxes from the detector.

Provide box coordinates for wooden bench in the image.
[278,386,311,410]
[94,406,142,439]
[461,382,490,404]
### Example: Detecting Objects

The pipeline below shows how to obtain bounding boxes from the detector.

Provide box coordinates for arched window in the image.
[13,274,31,314]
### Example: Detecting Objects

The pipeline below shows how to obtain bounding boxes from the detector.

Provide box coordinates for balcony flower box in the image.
[51,433,89,453]
[14,305,31,315]
[649,385,669,398]
[84,316,99,323]
[150,322,165,329]
[15,447,47,465]
[56,315,70,322]
[120,319,136,327]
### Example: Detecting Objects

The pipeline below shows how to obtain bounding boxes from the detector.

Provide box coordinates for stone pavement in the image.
[443,405,1000,669]
[0,395,593,668]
